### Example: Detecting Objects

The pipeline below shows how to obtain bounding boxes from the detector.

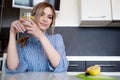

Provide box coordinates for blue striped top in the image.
[5,34,68,74]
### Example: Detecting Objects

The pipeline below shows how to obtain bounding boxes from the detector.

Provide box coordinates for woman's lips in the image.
[40,22,47,27]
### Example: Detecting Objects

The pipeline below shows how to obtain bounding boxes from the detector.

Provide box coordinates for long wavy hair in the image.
[17,2,56,48]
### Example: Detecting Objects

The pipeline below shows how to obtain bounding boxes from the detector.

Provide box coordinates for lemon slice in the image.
[86,65,101,76]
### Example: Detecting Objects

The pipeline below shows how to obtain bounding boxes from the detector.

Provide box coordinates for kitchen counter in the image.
[1,72,120,80]
[1,72,79,80]
[67,56,120,61]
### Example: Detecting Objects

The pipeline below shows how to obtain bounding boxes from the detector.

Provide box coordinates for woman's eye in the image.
[48,16,52,19]
[41,13,44,16]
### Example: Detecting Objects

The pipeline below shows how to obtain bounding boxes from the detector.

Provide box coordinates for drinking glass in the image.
[20,12,33,37]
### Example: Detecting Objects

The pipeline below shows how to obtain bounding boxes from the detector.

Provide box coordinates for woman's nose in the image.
[43,16,47,22]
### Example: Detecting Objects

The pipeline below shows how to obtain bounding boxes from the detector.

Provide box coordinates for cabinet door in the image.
[80,0,111,20]
[86,61,120,72]
[68,61,85,72]
[111,0,120,20]
[0,0,2,27]
[2,0,19,27]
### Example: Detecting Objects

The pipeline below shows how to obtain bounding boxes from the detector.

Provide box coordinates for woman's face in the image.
[38,7,53,33]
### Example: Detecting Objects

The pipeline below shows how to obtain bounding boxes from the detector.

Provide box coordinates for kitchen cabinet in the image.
[0,0,19,54]
[86,61,120,72]
[78,0,112,26]
[111,0,120,20]
[68,61,120,72]
[0,0,19,28]
[0,0,3,30]
[68,61,85,72]
[107,0,120,27]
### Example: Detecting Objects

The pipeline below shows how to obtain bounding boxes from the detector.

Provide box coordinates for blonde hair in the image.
[17,2,56,47]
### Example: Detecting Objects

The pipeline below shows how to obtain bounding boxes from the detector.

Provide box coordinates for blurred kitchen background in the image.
[0,0,120,73]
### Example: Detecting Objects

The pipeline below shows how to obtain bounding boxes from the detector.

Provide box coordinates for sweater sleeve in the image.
[48,34,69,72]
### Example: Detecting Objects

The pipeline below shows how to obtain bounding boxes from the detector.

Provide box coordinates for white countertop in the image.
[2,72,120,80]
[67,56,120,61]
[67,72,120,76]
[1,56,120,61]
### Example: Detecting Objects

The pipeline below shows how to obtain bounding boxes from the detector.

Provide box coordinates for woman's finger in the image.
[22,21,33,28]
[11,22,20,32]
[15,21,24,33]
[14,21,25,33]
[17,21,26,31]
[19,18,26,22]
[25,19,36,26]
[28,19,35,25]
[25,27,33,31]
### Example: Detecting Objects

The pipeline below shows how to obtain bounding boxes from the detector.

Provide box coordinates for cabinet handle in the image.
[88,16,106,18]
[69,64,79,67]
[96,64,117,67]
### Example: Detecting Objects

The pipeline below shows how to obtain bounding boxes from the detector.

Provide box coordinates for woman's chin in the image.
[40,26,49,31]
[39,28,47,32]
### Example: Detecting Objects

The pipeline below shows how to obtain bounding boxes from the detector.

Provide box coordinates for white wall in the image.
[20,0,79,26]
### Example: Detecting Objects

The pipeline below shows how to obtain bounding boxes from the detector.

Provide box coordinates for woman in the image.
[6,2,68,73]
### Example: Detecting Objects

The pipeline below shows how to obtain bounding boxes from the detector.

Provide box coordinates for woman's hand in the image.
[10,20,26,36]
[21,19,43,39]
